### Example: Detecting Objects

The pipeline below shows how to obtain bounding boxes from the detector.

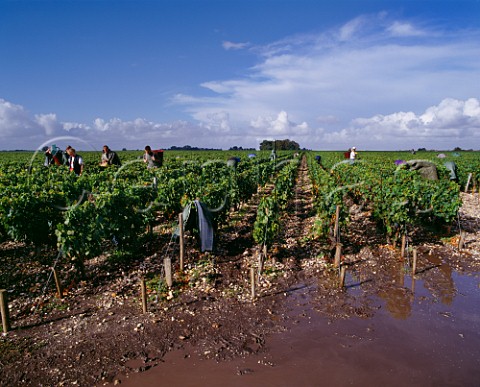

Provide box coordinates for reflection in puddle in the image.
[378,286,414,319]
[374,250,460,319]
[376,258,414,319]
[421,252,455,305]
[309,249,475,321]
[308,254,478,324]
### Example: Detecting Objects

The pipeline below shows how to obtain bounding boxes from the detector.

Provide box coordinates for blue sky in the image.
[1,0,479,151]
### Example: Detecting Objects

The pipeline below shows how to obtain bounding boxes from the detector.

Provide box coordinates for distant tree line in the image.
[416,147,474,152]
[168,145,222,151]
[259,139,300,151]
[228,146,256,151]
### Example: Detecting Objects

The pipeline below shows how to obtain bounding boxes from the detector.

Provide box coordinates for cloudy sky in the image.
[1,0,479,151]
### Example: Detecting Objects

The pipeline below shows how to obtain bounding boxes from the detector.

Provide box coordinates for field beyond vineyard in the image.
[1,150,479,385]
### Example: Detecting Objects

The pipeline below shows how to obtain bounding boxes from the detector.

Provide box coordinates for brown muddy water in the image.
[118,270,480,387]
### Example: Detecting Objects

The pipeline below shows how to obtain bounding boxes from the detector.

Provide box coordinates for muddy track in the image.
[273,156,318,263]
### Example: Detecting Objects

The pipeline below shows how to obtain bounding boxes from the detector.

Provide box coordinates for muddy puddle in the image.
[116,262,480,386]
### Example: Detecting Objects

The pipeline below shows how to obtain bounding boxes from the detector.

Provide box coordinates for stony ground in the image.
[1,158,479,386]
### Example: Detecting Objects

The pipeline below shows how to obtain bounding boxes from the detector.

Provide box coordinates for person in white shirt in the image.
[350,146,357,161]
[68,148,84,175]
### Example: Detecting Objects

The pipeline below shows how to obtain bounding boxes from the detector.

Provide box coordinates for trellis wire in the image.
[155,225,180,301]
[29,249,65,316]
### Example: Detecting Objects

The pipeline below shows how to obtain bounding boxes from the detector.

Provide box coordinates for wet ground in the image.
[117,265,480,387]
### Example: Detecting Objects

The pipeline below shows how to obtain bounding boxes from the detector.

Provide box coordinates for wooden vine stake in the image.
[400,234,406,259]
[258,248,264,275]
[164,257,173,288]
[464,173,472,193]
[412,248,418,276]
[339,265,347,288]
[250,267,256,300]
[476,177,480,204]
[333,205,341,240]
[458,230,466,251]
[0,289,11,333]
[53,267,63,299]
[334,243,342,268]
[140,278,148,314]
[262,244,271,264]
[178,213,184,272]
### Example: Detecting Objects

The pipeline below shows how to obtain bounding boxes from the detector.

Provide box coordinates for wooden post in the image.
[412,248,418,276]
[476,177,480,204]
[258,249,264,275]
[334,243,342,268]
[140,278,148,314]
[164,257,173,287]
[465,173,472,193]
[263,244,269,263]
[178,213,184,272]
[339,265,346,288]
[0,289,11,333]
[333,205,340,240]
[53,267,63,299]
[458,230,466,250]
[250,267,256,300]
[400,234,406,259]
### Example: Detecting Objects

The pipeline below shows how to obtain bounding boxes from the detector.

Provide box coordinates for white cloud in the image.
[0,99,40,138]
[338,16,367,41]
[1,96,477,151]
[35,113,62,136]
[199,111,232,133]
[250,110,309,137]
[387,21,426,37]
[330,98,480,150]
[0,99,69,146]
[62,121,90,132]
[222,41,250,50]
[420,98,480,128]
[89,117,197,143]
[0,99,205,150]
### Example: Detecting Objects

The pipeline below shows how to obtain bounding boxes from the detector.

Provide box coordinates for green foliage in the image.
[253,157,299,247]
[0,149,469,273]
[55,200,102,276]
[0,175,65,247]
[307,155,346,237]
[253,195,280,247]
[0,150,271,275]
[307,151,466,242]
